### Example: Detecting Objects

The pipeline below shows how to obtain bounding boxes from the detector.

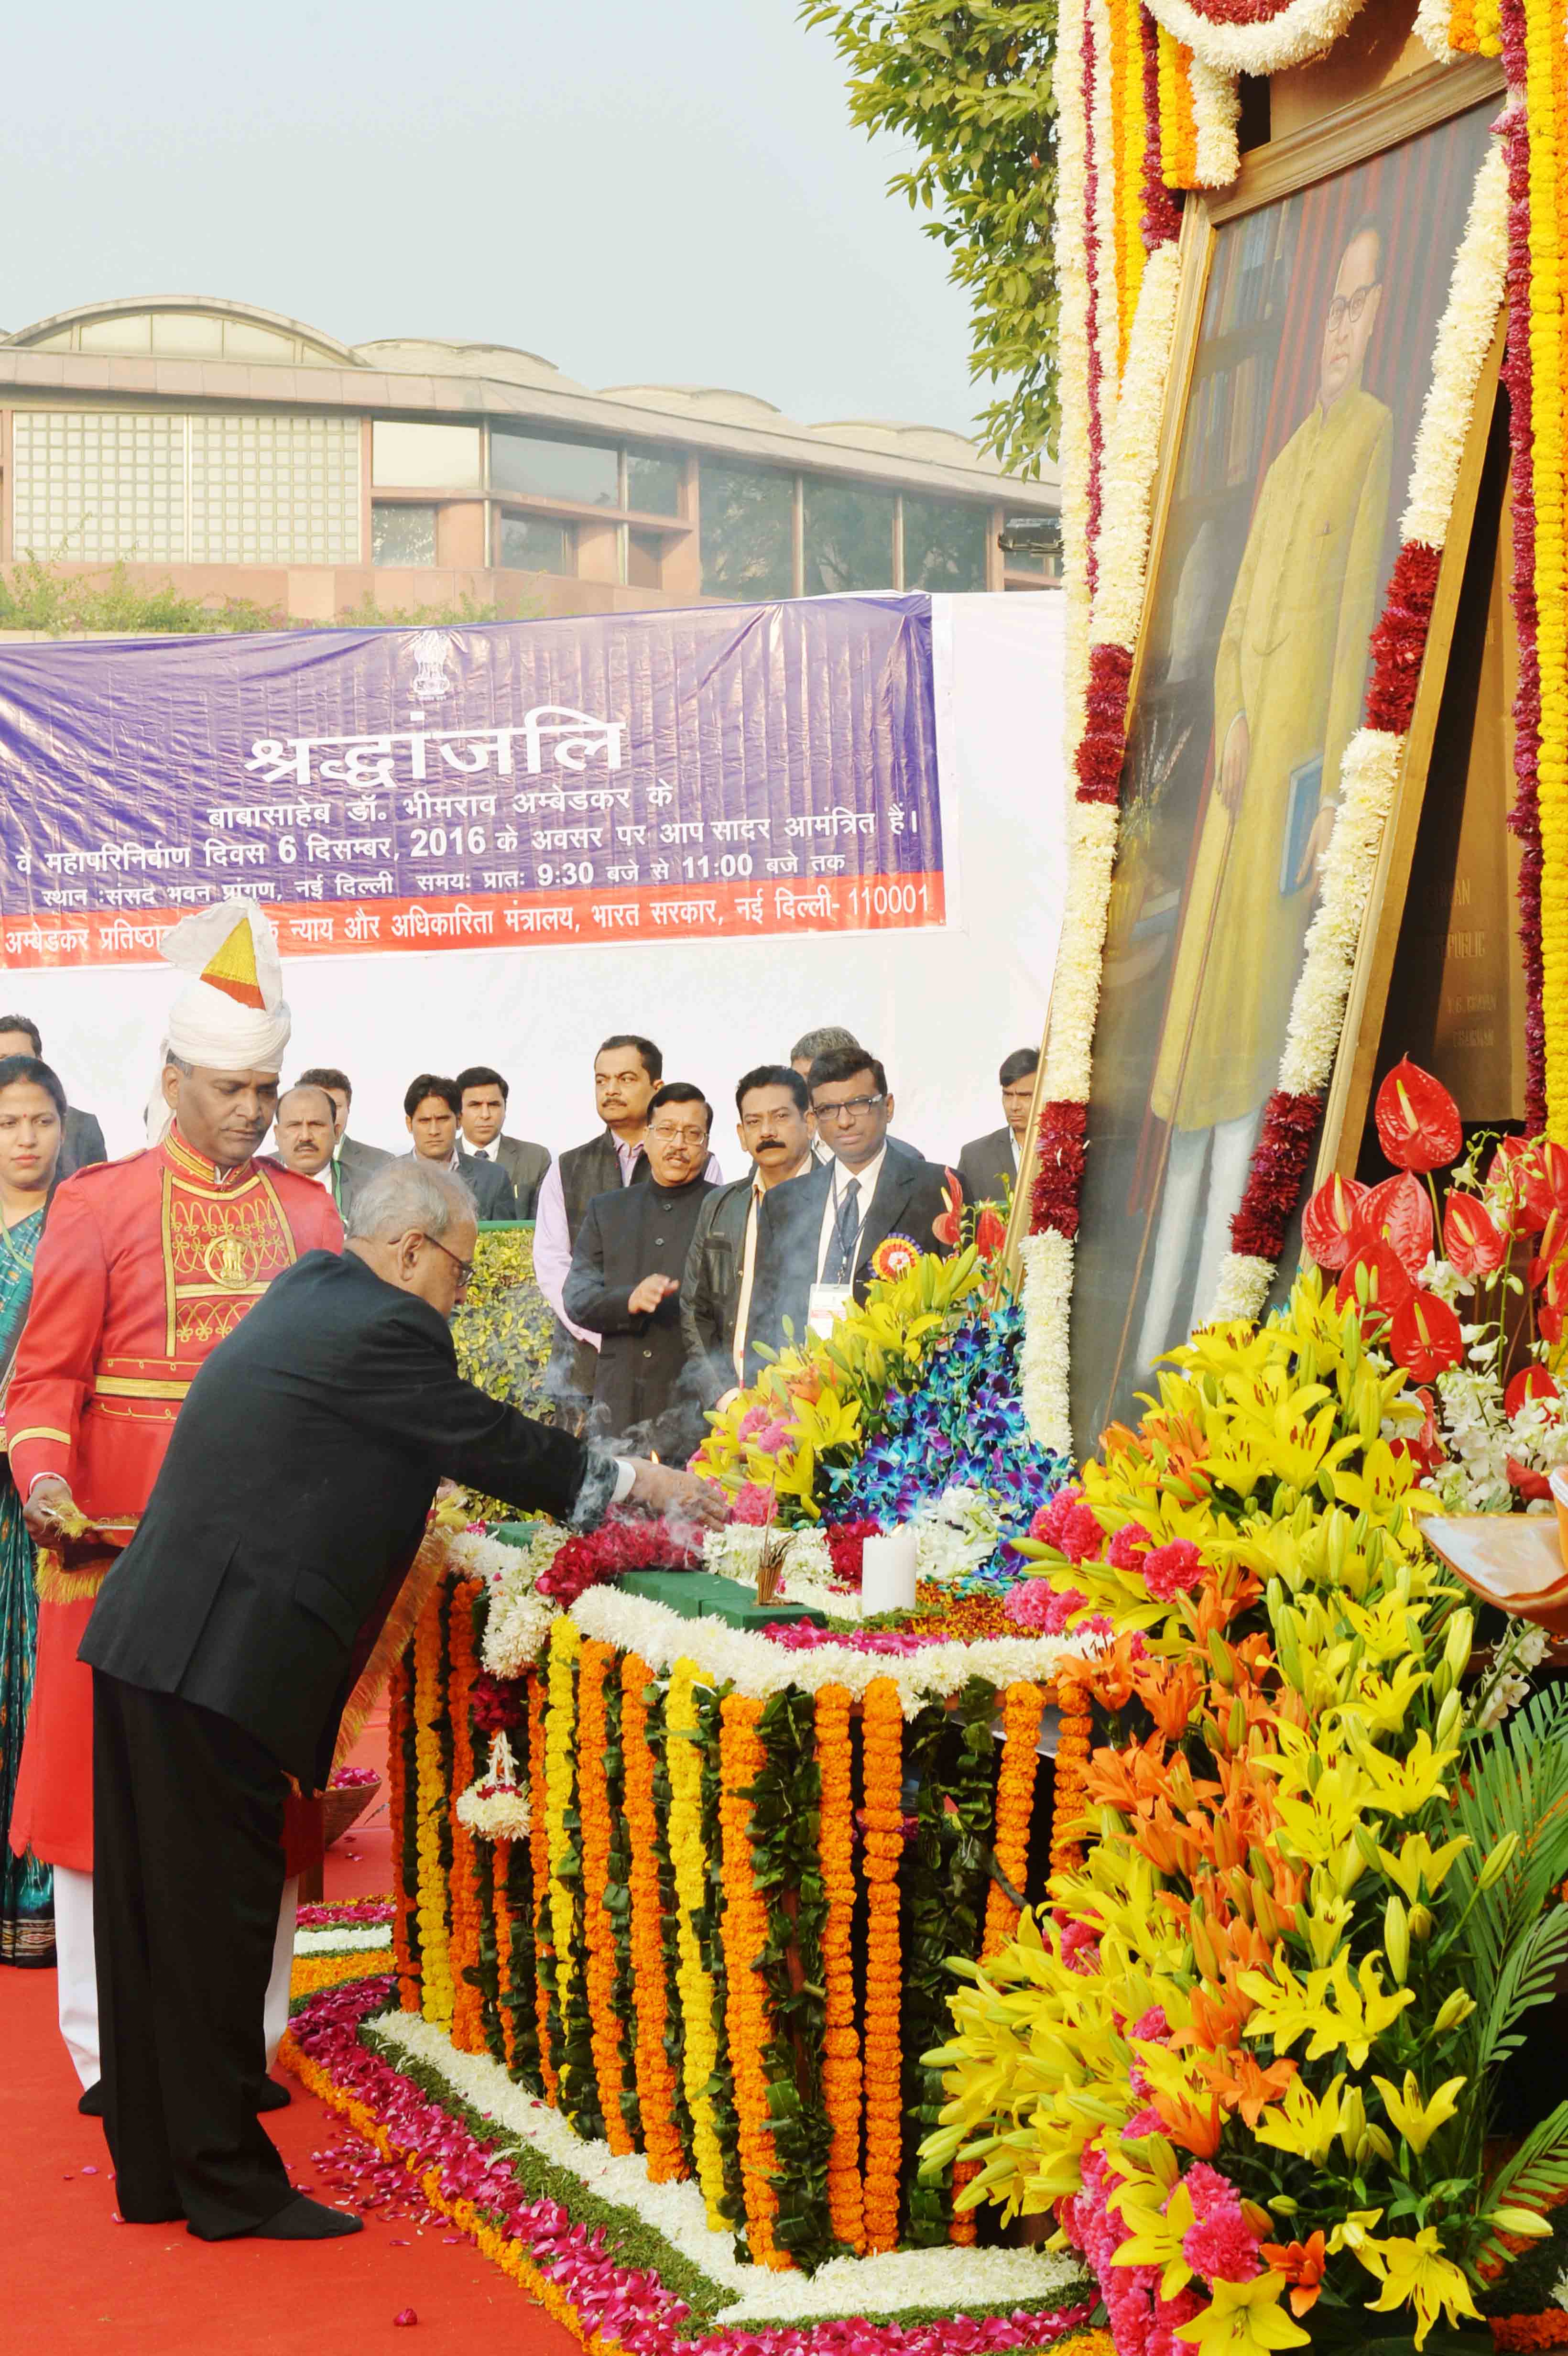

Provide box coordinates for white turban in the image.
[145,899,293,1143]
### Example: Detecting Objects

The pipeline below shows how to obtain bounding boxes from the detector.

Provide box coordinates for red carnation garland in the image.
[1032,1101,1090,1238]
[1364,543,1443,733]
[1074,643,1136,802]
[1227,1091,1321,1261]
[534,1513,702,1610]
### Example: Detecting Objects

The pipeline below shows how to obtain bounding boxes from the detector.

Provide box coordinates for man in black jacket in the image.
[957,1047,1039,1209]
[403,1072,518,1219]
[79,1158,721,2247]
[564,1084,716,1455]
[744,1047,958,1379]
[682,1066,815,1409]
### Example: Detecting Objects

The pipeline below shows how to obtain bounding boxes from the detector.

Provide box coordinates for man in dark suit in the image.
[787,1027,924,1166]
[565,1083,716,1453]
[958,1047,1039,1210]
[78,1156,723,2245]
[682,1065,815,1409]
[457,1064,550,1220]
[403,1072,518,1218]
[745,1046,958,1378]
[0,1014,106,1176]
[297,1066,390,1222]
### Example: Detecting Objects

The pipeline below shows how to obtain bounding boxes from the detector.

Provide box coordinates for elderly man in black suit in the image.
[682,1065,816,1410]
[79,1157,722,2246]
[0,1014,106,1175]
[957,1047,1039,1209]
[744,1046,958,1379]
[565,1083,716,1453]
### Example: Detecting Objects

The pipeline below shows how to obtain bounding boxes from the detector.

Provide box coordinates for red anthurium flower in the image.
[974,1204,1008,1262]
[1301,1173,1367,1270]
[1374,1058,1461,1172]
[931,1170,964,1251]
[1442,1190,1507,1281]
[1488,1137,1540,1236]
[1390,1288,1465,1380]
[1544,1302,1566,1345]
[1336,1240,1413,1319]
[1507,1457,1554,1502]
[1505,1366,1560,1418]
[1350,1171,1434,1282]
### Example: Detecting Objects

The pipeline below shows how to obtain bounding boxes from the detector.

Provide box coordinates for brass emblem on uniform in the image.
[202,1231,258,1290]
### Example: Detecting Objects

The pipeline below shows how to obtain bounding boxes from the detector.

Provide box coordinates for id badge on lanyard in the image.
[807,1281,853,1338]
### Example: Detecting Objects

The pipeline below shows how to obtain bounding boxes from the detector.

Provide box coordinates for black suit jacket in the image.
[59,1106,107,1179]
[491,1134,550,1221]
[744,1152,956,1378]
[680,1175,756,1407]
[457,1149,520,1219]
[79,1248,590,1788]
[336,1134,391,1222]
[957,1126,1018,1208]
[563,1174,714,1451]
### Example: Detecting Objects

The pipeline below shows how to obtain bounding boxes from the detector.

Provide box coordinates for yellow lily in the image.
[1174,2274,1311,2356]
[1111,2180,1196,2301]
[1353,1730,1457,1818]
[1354,2226,1481,2349]
[1371,2071,1466,2155]
[1375,1830,1471,1902]
[1249,2072,1353,2169]
[1240,1951,1414,2069]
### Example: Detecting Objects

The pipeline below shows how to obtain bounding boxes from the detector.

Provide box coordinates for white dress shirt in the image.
[534,1134,722,1347]
[815,1145,887,1283]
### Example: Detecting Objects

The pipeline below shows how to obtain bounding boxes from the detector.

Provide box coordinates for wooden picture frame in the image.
[1046,56,1505,1445]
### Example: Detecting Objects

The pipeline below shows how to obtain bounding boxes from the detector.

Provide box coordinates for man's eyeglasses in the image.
[814,1093,886,1124]
[1327,281,1379,330]
[648,1124,710,1148]
[420,1233,474,1294]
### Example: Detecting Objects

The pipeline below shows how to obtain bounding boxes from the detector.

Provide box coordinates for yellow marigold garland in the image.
[288,1950,387,2001]
[814,1681,865,2254]
[526,1669,558,2103]
[1157,29,1198,191]
[386,1649,419,2013]
[860,1676,905,2256]
[412,1586,453,2030]
[621,1651,685,2182]
[666,1658,729,2230]
[719,1691,787,2270]
[577,1638,634,2153]
[447,1577,485,2055]
[544,1615,583,2116]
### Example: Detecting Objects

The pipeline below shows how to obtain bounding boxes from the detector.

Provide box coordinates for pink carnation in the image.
[1059,1501,1107,1565]
[1181,2208,1261,2284]
[737,1406,770,1440]
[1131,2006,1170,2044]
[1181,2164,1241,2221]
[1108,1521,1154,1571]
[730,1482,776,1525]
[1143,1539,1203,1599]
[1005,1581,1087,1633]
[1035,1485,1082,1546]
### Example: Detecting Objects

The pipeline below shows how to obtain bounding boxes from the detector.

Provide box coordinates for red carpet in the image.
[0,1710,579,2355]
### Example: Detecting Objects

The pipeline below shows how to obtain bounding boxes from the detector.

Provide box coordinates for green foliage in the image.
[333,588,540,628]
[803,0,1060,469]
[452,1229,557,1517]
[0,554,541,637]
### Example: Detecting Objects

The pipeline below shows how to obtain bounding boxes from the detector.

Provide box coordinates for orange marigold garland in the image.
[860,1675,905,2256]
[577,1638,634,2153]
[718,1691,787,2269]
[1051,1673,1094,1876]
[447,1577,486,2055]
[491,1835,518,2071]
[526,1669,559,2103]
[621,1651,685,2182]
[815,1681,864,2254]
[411,1584,453,2029]
[981,1680,1046,1956]
[386,1648,420,2013]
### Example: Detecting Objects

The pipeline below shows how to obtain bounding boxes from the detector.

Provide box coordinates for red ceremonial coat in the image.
[8,1126,342,1873]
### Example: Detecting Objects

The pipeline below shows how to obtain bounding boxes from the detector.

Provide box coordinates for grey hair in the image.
[164,1049,194,1076]
[789,1024,860,1064]
[347,1156,477,1243]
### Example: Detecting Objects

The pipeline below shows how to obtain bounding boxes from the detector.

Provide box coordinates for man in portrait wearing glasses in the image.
[563,1083,718,1454]
[744,1046,956,1379]
[1135,216,1393,1375]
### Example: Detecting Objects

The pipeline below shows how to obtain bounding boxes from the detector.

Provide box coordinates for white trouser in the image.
[1136,1108,1263,1375]
[53,1864,299,2090]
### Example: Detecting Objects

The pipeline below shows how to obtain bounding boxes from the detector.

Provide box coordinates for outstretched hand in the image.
[629,1274,680,1317]
[625,1458,728,1530]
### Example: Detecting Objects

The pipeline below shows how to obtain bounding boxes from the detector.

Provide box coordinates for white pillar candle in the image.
[860,1526,917,1617]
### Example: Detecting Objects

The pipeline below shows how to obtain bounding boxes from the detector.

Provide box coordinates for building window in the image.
[372,503,437,566]
[11,412,187,565]
[370,419,482,490]
[699,461,793,600]
[491,429,618,506]
[626,529,663,589]
[803,480,896,595]
[189,414,359,565]
[626,449,683,516]
[500,513,576,574]
[901,495,989,591]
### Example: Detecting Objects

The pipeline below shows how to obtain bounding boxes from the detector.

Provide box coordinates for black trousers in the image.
[91,1671,294,2237]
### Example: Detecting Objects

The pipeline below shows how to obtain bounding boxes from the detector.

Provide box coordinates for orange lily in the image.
[1260,2233,1327,2317]
[1195,2050,1298,2128]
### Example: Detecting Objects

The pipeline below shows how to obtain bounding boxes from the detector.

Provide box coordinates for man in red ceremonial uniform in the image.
[8,899,340,2106]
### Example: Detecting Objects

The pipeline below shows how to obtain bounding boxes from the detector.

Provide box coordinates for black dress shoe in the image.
[254,2078,291,2112]
[77,2082,104,2117]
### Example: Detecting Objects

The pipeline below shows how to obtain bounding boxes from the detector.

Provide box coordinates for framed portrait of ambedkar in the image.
[1068,65,1503,1443]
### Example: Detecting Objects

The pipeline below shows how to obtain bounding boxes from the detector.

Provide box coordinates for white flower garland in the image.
[1056,0,1095,755]
[1091,242,1185,649]
[1413,0,1462,64]
[1143,0,1372,78]
[456,1731,533,1842]
[1088,0,1123,469]
[568,1584,1097,1717]
[701,1523,834,1589]
[294,1923,393,1956]
[1399,142,1509,547]
[472,1522,569,1679]
[368,2009,1089,2320]
[1020,1230,1076,1453]
[1190,58,1242,189]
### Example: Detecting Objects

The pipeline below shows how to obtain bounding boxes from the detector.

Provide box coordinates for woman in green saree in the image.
[0,1053,65,1965]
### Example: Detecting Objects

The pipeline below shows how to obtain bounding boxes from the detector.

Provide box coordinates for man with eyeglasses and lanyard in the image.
[743,1045,957,1381]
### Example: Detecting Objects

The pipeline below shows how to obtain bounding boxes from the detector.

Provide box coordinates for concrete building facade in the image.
[0,296,1061,623]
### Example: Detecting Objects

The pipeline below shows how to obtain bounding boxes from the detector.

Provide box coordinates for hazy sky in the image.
[1,1,990,438]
